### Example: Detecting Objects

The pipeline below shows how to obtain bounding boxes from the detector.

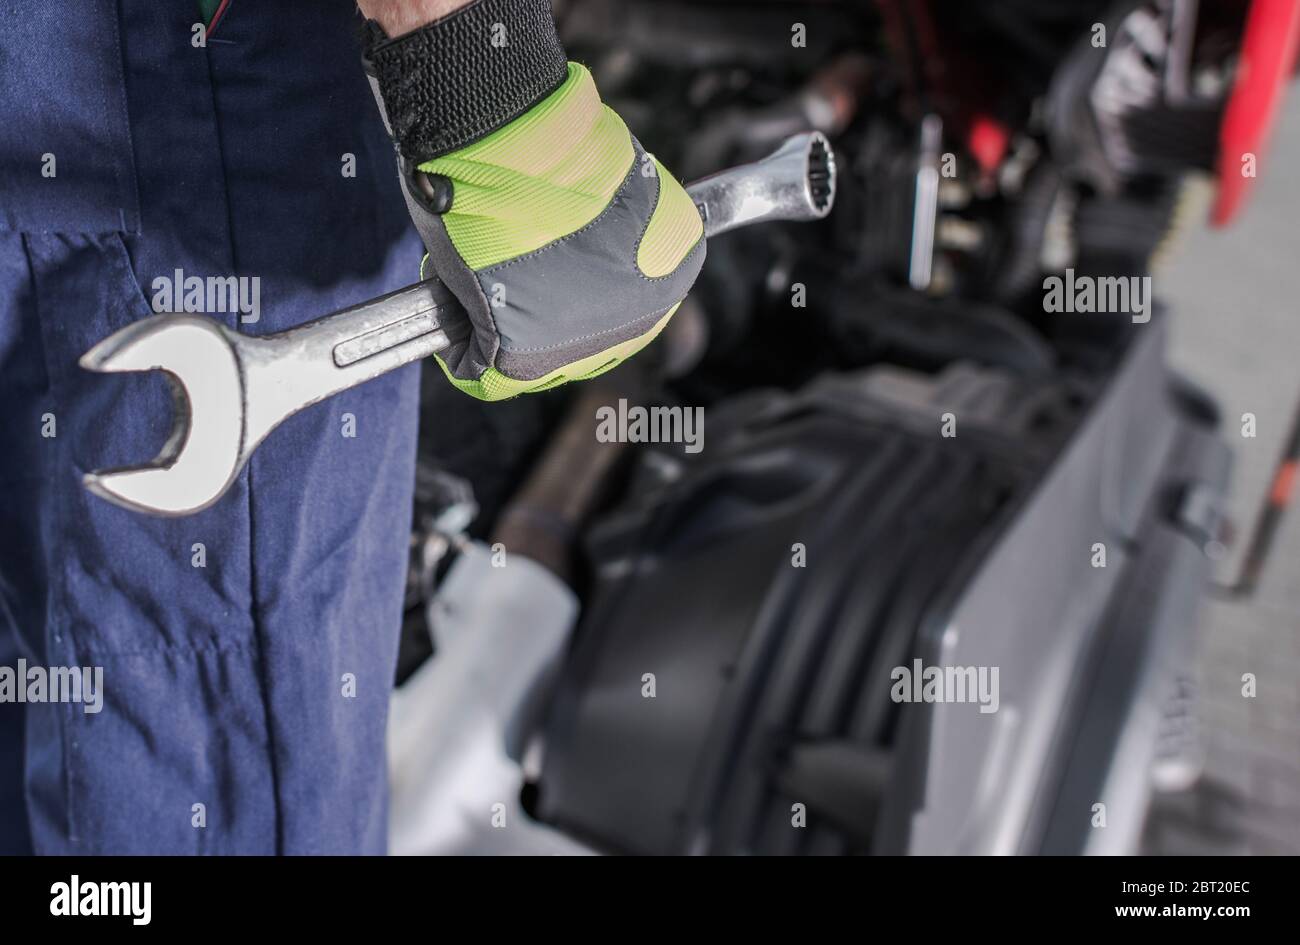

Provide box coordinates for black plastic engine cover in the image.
[535,366,1083,854]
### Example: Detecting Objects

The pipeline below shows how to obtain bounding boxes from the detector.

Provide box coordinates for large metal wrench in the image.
[80,132,836,516]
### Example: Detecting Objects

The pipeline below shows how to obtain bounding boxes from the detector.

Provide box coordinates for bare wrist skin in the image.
[357,0,476,38]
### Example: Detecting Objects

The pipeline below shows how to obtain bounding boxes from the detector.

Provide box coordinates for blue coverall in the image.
[0,1,424,853]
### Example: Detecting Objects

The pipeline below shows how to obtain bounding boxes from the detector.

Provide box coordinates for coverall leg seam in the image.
[20,232,77,850]
[199,42,284,857]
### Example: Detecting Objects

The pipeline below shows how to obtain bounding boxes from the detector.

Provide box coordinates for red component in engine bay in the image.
[1213,0,1300,225]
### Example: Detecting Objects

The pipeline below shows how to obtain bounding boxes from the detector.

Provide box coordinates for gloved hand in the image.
[362,0,705,401]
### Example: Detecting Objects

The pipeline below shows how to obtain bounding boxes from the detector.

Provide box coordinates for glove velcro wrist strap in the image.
[362,0,568,163]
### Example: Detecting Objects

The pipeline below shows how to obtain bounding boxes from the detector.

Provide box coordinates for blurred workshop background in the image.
[1147,94,1300,855]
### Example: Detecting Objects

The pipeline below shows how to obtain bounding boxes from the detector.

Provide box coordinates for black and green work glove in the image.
[363,0,705,401]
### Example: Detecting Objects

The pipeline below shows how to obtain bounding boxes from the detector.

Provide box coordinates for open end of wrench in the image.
[79,316,246,517]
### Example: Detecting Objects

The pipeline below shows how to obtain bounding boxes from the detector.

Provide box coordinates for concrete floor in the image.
[1147,95,1300,855]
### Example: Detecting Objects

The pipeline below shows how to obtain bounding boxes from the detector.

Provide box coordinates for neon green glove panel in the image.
[420,64,635,270]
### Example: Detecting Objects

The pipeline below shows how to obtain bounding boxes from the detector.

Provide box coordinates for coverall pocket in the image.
[0,0,141,235]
